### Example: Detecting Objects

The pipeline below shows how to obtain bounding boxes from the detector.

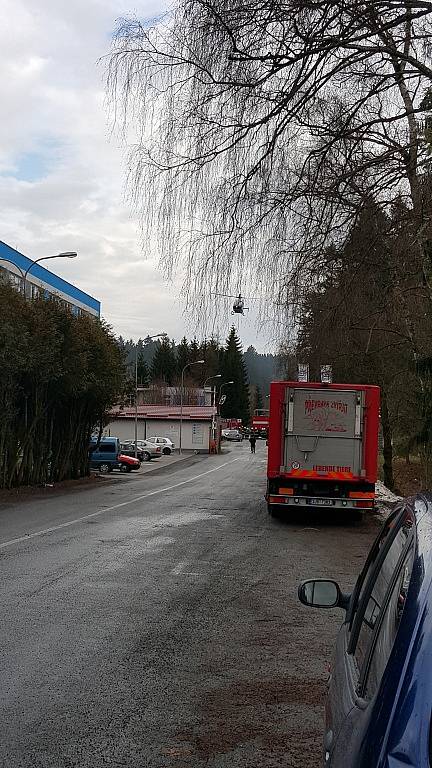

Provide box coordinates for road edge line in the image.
[0,457,243,550]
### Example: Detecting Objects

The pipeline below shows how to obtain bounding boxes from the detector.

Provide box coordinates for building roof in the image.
[0,240,100,314]
[110,405,217,420]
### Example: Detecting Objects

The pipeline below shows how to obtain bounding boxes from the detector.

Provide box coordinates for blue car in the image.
[298,493,432,767]
[89,437,121,472]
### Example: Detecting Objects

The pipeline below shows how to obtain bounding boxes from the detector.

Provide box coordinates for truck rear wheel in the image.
[267,503,278,518]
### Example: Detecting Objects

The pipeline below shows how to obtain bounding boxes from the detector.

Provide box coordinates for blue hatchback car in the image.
[298,493,432,767]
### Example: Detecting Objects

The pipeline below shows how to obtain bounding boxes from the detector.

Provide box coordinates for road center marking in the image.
[0,458,243,550]
[172,560,188,575]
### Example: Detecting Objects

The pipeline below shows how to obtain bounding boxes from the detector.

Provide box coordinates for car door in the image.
[326,507,414,767]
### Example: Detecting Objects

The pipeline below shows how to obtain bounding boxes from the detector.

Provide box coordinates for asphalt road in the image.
[0,442,380,768]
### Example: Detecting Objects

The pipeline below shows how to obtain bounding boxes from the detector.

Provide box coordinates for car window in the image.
[348,505,404,633]
[100,443,116,453]
[354,525,413,697]
[363,546,413,696]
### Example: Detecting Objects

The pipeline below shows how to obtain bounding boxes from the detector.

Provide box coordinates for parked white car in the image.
[222,429,243,442]
[146,436,175,455]
[121,439,161,461]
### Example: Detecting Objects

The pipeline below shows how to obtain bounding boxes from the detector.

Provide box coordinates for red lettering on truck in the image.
[305,399,348,415]
[313,465,352,472]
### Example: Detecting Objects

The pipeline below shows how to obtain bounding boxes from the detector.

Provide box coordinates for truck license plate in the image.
[306,498,334,506]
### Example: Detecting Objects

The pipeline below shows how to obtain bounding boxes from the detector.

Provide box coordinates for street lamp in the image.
[215,380,234,454]
[218,380,234,414]
[23,252,77,296]
[203,374,222,407]
[179,360,205,454]
[134,333,165,457]
[0,258,25,288]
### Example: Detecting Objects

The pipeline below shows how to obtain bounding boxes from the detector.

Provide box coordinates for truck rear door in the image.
[283,387,363,479]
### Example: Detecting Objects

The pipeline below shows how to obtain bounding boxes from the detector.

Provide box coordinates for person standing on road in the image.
[249,434,256,454]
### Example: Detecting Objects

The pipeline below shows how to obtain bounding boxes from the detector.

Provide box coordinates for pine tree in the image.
[137,353,149,387]
[201,336,220,380]
[188,337,202,384]
[176,336,190,377]
[256,385,263,411]
[220,327,249,423]
[150,336,176,385]
[189,337,200,362]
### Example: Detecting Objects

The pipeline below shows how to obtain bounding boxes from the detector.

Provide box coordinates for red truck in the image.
[266,381,380,514]
[251,409,269,436]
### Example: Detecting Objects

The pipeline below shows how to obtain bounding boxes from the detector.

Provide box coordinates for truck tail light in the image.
[348,491,375,499]
[279,487,294,495]
[355,500,374,508]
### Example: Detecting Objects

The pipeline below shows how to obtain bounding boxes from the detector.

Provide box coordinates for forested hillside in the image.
[119,330,280,421]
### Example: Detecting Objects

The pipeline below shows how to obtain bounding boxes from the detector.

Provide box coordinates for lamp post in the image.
[134,333,165,458]
[1,252,77,296]
[23,252,77,296]
[179,360,205,454]
[0,258,25,290]
[218,380,234,415]
[216,380,234,454]
[204,374,222,447]
[203,374,222,407]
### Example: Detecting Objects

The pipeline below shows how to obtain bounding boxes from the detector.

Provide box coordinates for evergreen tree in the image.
[142,335,161,365]
[200,336,221,380]
[136,353,149,387]
[243,344,279,399]
[256,385,263,411]
[220,327,249,423]
[176,336,190,377]
[188,337,203,384]
[150,336,176,385]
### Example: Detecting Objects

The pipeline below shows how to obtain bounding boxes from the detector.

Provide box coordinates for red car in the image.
[118,454,141,473]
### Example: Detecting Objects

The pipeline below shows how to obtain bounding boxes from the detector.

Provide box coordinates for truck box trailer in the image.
[266,381,380,513]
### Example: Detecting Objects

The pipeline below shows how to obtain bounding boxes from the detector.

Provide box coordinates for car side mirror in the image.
[298,579,350,610]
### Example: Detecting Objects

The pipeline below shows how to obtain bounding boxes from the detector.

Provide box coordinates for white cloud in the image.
[0,0,276,350]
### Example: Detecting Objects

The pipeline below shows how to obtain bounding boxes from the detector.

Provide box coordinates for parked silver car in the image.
[121,440,161,461]
[146,436,175,455]
[221,429,243,442]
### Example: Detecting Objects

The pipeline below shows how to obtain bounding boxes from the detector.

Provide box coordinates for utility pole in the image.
[180,360,205,454]
[134,333,165,457]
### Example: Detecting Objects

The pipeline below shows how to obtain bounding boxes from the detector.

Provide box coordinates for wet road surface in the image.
[0,443,380,767]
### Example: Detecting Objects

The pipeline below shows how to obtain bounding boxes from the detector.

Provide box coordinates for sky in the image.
[0,0,277,352]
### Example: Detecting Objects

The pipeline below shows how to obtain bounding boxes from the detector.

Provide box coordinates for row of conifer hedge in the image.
[0,283,126,488]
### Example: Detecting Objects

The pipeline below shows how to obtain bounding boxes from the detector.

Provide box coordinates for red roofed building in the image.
[106,405,219,453]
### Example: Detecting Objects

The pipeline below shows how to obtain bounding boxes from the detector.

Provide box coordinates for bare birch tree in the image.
[107,1,432,335]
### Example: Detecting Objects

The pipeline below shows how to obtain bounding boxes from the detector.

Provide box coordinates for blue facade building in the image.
[0,240,100,318]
